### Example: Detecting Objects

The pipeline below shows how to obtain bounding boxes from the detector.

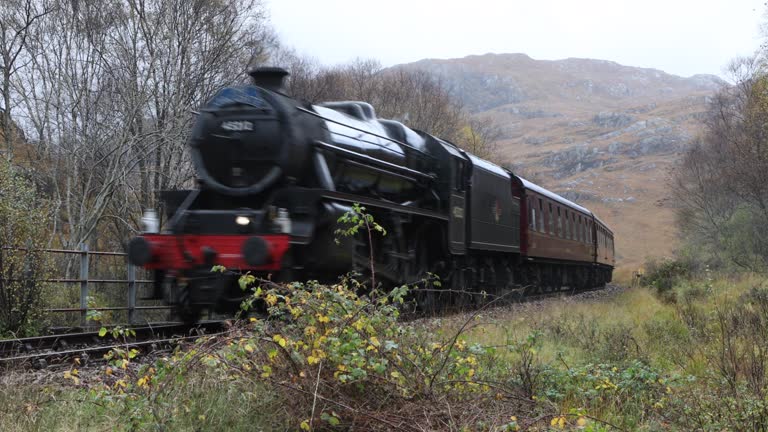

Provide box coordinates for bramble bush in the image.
[0,162,52,336]
[73,273,551,431]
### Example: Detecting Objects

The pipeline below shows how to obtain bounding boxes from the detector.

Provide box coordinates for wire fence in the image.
[2,245,173,327]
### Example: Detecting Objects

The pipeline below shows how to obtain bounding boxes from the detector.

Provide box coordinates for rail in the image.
[1,244,171,326]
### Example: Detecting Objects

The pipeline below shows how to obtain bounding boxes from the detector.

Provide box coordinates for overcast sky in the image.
[267,0,765,78]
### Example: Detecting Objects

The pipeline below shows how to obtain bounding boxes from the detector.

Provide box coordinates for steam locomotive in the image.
[127,67,615,322]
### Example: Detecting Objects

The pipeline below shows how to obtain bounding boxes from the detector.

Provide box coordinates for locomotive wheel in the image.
[174,281,202,324]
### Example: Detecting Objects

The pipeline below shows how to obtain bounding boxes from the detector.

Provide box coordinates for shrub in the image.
[66,276,542,431]
[0,162,51,336]
[642,257,692,300]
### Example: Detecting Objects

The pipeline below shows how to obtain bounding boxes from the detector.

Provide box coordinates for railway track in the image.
[0,321,226,369]
[0,282,617,369]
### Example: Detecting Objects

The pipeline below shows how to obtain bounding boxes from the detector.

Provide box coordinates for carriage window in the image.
[569,212,574,240]
[564,210,569,239]
[529,198,536,231]
[577,216,582,242]
[539,199,544,233]
[549,203,554,235]
[557,207,563,238]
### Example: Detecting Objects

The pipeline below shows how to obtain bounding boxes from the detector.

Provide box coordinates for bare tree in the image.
[7,0,275,251]
[674,56,768,269]
[0,0,52,160]
[454,115,504,162]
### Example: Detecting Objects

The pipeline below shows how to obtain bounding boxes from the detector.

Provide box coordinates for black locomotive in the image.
[127,67,615,321]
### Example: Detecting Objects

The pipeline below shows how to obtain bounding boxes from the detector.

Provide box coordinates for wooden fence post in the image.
[79,243,89,327]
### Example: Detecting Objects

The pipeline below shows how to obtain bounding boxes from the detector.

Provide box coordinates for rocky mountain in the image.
[399,53,723,269]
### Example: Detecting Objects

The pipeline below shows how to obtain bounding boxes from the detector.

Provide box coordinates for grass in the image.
[3,272,768,431]
[0,368,287,431]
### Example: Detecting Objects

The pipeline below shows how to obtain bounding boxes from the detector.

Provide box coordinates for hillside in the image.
[399,53,723,269]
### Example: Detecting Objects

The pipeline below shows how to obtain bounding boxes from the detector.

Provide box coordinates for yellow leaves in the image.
[577,417,587,427]
[63,370,80,385]
[198,415,206,421]
[289,305,303,318]
[595,378,617,391]
[300,420,310,430]
[304,326,317,336]
[265,293,278,306]
[313,336,328,349]
[244,344,254,353]
[261,365,272,378]
[307,355,319,365]
[369,336,380,347]
[105,367,113,376]
[390,371,401,379]
[114,379,127,390]
[550,415,566,429]
[467,368,475,378]
[249,317,258,323]
[317,314,330,324]
[272,334,287,348]
[137,376,149,388]
[121,359,129,370]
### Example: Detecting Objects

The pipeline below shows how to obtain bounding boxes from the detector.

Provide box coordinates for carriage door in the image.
[449,157,467,254]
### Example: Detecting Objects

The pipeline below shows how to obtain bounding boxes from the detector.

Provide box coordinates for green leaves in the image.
[320,412,341,426]
[239,273,256,291]
[333,203,387,243]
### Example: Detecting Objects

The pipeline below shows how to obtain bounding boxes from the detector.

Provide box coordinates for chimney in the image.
[248,67,289,94]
